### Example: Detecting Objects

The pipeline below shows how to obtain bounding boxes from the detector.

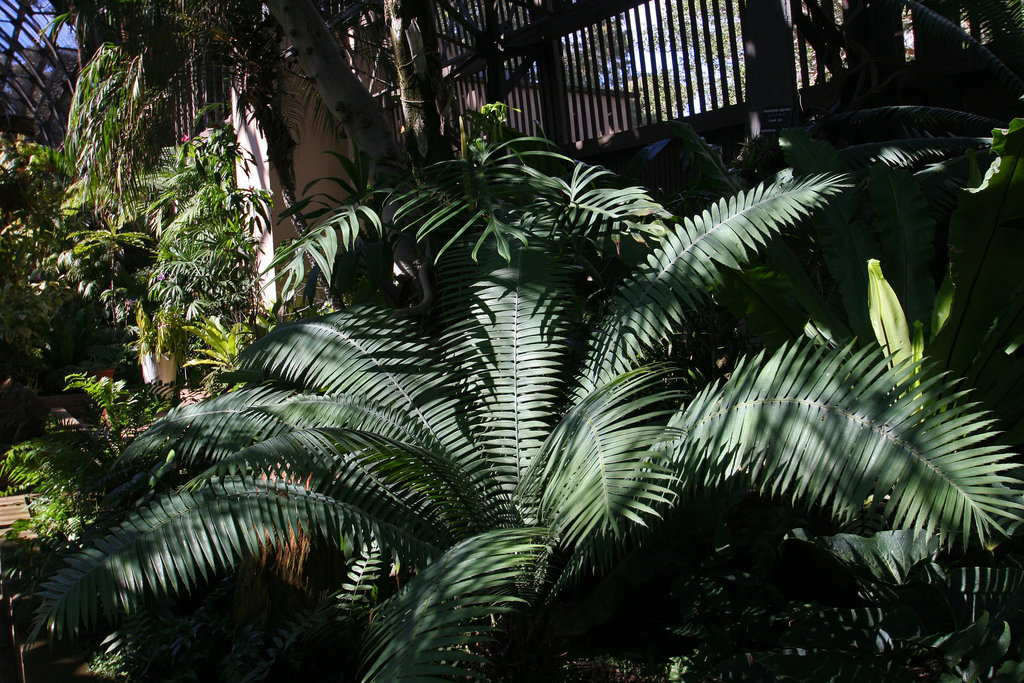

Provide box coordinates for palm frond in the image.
[188,428,488,537]
[35,477,442,640]
[360,528,546,682]
[582,175,848,390]
[236,310,464,453]
[268,202,384,301]
[117,386,298,467]
[518,162,671,243]
[666,341,1022,543]
[945,566,1024,626]
[393,138,569,262]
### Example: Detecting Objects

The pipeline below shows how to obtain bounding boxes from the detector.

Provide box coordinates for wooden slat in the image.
[687,0,708,113]
[616,17,635,130]
[626,7,652,127]
[664,0,685,118]
[652,0,671,120]
[796,2,811,88]
[711,0,729,105]
[585,25,609,134]
[675,0,696,116]
[642,0,664,123]
[726,0,743,103]
[699,0,719,109]
[563,32,585,139]
[605,17,628,130]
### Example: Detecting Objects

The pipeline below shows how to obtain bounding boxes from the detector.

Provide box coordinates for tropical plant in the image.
[30,160,1023,681]
[717,116,1024,447]
[143,126,268,324]
[134,306,188,361]
[0,135,75,381]
[1,373,165,540]
[272,135,673,312]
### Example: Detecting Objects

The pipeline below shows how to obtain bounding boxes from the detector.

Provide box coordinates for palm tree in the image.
[34,166,1021,680]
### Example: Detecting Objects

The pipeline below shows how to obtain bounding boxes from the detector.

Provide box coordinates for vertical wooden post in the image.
[537,39,571,145]
[484,0,503,103]
[742,0,797,137]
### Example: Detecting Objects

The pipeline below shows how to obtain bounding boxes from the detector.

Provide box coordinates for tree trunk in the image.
[265,0,406,180]
[384,0,451,174]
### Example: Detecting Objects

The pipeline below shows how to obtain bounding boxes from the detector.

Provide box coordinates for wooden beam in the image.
[503,0,648,49]
[569,104,745,157]
[743,0,797,136]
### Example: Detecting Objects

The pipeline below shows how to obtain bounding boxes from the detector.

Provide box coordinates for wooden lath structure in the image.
[433,0,750,152]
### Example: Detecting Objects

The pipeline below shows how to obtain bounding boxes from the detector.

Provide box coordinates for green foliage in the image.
[396,138,670,263]
[740,118,1024,449]
[270,125,673,309]
[0,136,75,381]
[30,163,1021,679]
[144,126,267,324]
[1,374,164,540]
[134,306,188,360]
[183,316,255,389]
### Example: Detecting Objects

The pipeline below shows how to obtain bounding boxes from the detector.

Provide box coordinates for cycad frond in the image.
[189,428,489,536]
[946,566,1024,625]
[882,0,1024,98]
[438,246,575,488]
[237,310,465,455]
[35,478,443,640]
[118,386,298,467]
[839,137,993,170]
[583,175,848,389]
[668,341,1021,543]
[519,162,671,242]
[816,106,1003,142]
[360,528,546,682]
[525,369,678,546]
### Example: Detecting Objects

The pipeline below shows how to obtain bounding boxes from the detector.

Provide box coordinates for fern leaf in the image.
[437,246,575,490]
[525,369,678,546]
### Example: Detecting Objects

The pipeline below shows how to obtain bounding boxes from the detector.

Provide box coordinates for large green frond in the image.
[523,369,677,547]
[35,478,442,640]
[190,428,489,537]
[932,118,1024,376]
[582,175,848,389]
[868,165,937,327]
[518,162,671,243]
[393,139,567,262]
[881,0,1024,98]
[361,528,546,682]
[667,341,1022,543]
[118,386,298,467]
[437,246,576,490]
[815,106,1003,142]
[237,310,466,455]
[945,566,1024,627]
[838,137,993,170]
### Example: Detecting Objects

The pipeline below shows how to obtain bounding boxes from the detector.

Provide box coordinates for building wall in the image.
[232,80,352,306]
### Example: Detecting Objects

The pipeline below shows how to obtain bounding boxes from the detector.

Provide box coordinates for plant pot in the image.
[141,353,177,398]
